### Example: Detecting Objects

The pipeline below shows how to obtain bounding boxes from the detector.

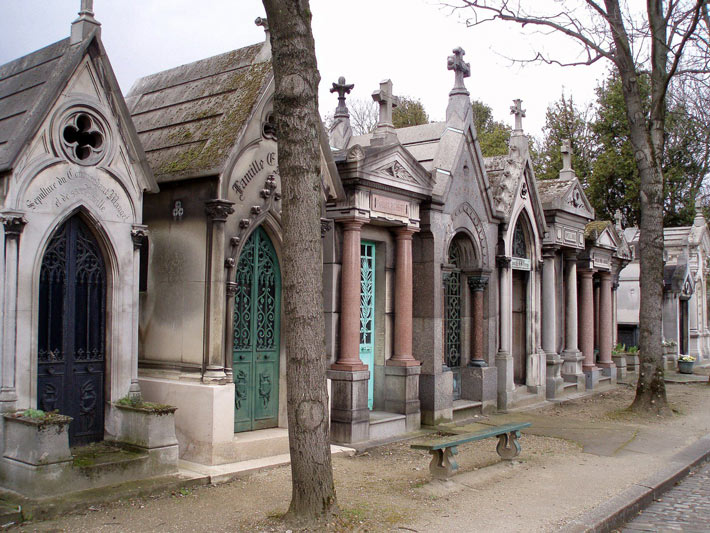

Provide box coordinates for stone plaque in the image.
[593,252,611,269]
[370,194,409,218]
[24,165,131,222]
[511,257,531,271]
[229,141,278,201]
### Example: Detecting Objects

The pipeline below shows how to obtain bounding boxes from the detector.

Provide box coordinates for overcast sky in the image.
[1,0,609,138]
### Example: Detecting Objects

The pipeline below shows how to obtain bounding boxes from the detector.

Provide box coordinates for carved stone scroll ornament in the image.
[467,276,489,292]
[204,200,235,222]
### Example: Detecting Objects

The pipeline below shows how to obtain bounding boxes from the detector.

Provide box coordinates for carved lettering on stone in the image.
[370,194,409,217]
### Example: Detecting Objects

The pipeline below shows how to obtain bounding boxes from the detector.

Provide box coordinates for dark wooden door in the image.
[512,271,527,385]
[233,227,281,433]
[37,215,106,446]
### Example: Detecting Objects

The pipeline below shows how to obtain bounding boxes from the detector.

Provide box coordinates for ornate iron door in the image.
[445,243,462,400]
[359,242,375,410]
[233,227,281,433]
[37,216,106,446]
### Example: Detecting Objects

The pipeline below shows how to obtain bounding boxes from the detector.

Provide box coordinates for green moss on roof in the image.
[585,220,611,240]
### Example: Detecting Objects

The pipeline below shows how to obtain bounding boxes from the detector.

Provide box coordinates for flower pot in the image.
[678,360,695,374]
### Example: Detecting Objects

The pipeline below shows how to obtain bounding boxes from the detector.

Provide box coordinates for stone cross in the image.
[79,0,94,16]
[561,139,572,171]
[331,76,354,119]
[447,47,470,96]
[372,79,399,128]
[510,99,526,131]
[614,209,623,229]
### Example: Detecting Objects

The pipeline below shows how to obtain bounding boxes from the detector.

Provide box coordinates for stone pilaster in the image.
[129,225,148,398]
[203,200,234,382]
[0,212,26,410]
[496,256,514,410]
[467,276,488,367]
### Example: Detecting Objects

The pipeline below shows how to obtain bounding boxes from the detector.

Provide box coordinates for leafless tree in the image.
[442,0,709,414]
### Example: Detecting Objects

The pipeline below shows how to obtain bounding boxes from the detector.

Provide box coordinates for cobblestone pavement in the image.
[622,460,710,532]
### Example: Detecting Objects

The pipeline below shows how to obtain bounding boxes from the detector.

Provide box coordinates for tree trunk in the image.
[604,0,669,413]
[262,0,338,519]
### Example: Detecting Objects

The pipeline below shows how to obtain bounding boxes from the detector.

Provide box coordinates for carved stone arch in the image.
[509,207,536,261]
[452,201,489,268]
[446,230,478,271]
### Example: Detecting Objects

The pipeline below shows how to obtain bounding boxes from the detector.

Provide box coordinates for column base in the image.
[467,359,488,368]
[461,366,497,413]
[202,366,228,383]
[584,368,602,389]
[330,362,368,372]
[327,370,370,444]
[386,357,421,368]
[0,388,18,413]
[384,365,421,431]
[419,370,453,425]
[495,350,514,411]
[545,351,564,400]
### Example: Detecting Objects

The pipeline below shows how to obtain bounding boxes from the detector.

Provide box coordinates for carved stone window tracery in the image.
[60,111,106,165]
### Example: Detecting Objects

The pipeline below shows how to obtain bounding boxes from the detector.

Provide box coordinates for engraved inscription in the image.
[371,194,409,217]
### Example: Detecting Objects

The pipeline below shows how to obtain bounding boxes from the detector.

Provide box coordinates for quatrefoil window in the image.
[61,112,105,164]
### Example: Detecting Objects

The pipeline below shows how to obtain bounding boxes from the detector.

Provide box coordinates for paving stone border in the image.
[560,434,710,533]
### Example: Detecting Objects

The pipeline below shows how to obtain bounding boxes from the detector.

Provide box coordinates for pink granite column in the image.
[468,276,489,366]
[332,220,367,371]
[389,227,420,367]
[598,271,614,368]
[579,269,597,371]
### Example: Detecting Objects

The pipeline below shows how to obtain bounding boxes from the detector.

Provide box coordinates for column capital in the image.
[226,281,238,297]
[542,245,559,259]
[339,218,366,231]
[1,212,27,239]
[130,224,148,249]
[467,276,489,292]
[599,270,612,281]
[496,255,511,269]
[394,226,417,239]
[205,199,235,222]
[578,268,594,279]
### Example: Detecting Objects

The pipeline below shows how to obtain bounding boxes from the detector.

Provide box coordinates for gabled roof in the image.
[0,32,156,192]
[126,43,272,183]
[537,177,595,219]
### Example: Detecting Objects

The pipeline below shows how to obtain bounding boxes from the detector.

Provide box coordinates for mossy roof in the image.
[126,43,271,182]
[584,220,611,240]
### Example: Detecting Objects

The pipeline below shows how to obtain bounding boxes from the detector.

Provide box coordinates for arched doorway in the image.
[511,217,530,386]
[233,227,281,432]
[444,240,463,399]
[37,215,107,446]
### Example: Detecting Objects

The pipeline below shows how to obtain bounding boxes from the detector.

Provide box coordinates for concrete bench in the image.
[411,422,531,479]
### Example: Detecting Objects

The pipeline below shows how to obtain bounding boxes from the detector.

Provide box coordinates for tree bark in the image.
[262,0,338,519]
[603,0,669,413]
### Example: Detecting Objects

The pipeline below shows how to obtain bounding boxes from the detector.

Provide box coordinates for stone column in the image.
[328,219,369,444]
[611,278,627,379]
[597,271,614,371]
[332,220,367,371]
[542,249,563,398]
[579,269,596,372]
[467,276,489,366]
[203,200,234,382]
[688,288,700,357]
[385,227,421,429]
[496,256,513,410]
[561,252,583,385]
[129,225,148,398]
[389,227,419,367]
[0,213,26,411]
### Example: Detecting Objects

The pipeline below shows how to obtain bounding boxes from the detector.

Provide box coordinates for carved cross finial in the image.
[695,195,703,212]
[510,99,526,131]
[561,139,572,171]
[255,17,269,32]
[447,47,470,96]
[372,79,399,128]
[614,209,623,229]
[330,76,354,119]
[79,0,94,16]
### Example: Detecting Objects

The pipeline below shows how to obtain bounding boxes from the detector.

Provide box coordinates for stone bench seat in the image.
[411,422,531,479]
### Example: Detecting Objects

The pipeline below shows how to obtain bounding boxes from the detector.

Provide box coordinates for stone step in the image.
[368,411,406,441]
[452,399,483,422]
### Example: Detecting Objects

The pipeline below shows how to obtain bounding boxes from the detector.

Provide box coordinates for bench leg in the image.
[428,446,459,480]
[496,430,522,460]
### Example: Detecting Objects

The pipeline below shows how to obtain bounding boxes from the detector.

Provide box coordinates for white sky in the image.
[0,0,609,138]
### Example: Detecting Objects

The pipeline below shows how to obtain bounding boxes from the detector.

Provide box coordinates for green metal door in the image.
[233,227,281,433]
[360,242,375,410]
[445,242,462,400]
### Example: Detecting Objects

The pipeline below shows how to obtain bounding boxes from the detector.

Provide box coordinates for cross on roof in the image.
[447,47,470,96]
[510,99,526,131]
[331,76,354,119]
[561,139,572,171]
[372,79,399,128]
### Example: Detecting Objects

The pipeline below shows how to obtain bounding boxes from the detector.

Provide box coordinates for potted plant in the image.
[113,396,178,450]
[677,354,696,374]
[2,408,73,465]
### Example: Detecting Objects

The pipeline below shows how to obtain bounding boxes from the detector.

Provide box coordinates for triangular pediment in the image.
[562,180,594,219]
[598,228,616,248]
[358,144,433,196]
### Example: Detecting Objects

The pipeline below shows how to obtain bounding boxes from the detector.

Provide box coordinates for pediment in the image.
[359,146,433,196]
[598,228,616,248]
[562,181,594,219]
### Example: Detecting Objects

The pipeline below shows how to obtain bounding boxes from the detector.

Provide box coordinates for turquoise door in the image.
[233,227,281,433]
[360,242,375,410]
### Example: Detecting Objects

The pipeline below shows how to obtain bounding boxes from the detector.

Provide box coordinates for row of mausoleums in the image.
[1,3,708,497]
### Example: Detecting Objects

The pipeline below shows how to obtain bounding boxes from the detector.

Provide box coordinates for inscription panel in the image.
[370,194,410,218]
[24,165,132,222]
